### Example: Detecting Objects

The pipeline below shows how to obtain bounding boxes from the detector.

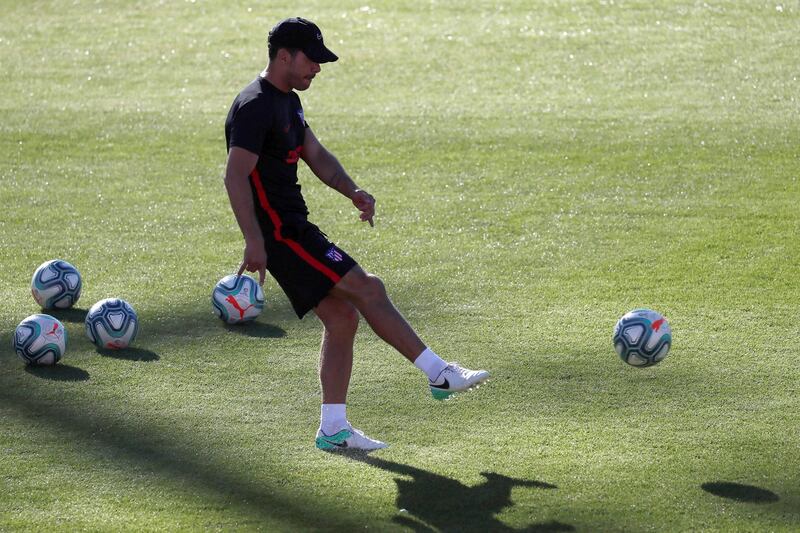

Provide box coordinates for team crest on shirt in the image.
[325,246,343,263]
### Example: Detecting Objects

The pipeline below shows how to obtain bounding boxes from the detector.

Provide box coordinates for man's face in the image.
[287,50,321,91]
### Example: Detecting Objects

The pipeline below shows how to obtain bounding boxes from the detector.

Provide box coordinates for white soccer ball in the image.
[13,314,67,365]
[85,298,139,349]
[212,274,264,324]
[613,308,672,367]
[31,259,82,309]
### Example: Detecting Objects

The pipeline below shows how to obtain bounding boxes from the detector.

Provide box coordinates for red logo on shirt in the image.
[285,145,303,164]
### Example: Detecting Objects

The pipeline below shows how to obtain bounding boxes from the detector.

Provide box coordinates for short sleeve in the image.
[228,100,271,154]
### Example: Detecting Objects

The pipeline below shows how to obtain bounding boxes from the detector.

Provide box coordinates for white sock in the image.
[320,404,348,435]
[414,347,449,382]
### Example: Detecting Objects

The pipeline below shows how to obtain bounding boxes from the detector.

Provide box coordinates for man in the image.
[224,17,489,451]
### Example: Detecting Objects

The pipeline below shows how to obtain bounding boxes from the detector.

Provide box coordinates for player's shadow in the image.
[701,481,780,503]
[96,347,160,362]
[351,456,574,532]
[47,307,89,323]
[224,321,286,338]
[24,364,90,381]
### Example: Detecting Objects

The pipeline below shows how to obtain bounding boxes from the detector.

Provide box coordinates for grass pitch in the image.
[1,1,799,531]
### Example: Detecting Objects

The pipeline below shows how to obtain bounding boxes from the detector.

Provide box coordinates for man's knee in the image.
[362,273,386,300]
[316,297,359,335]
[334,303,360,333]
[340,268,387,302]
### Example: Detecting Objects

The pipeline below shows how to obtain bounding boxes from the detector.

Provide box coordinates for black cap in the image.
[268,17,338,63]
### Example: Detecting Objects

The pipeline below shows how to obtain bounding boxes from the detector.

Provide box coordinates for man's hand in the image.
[352,189,376,227]
[237,237,267,285]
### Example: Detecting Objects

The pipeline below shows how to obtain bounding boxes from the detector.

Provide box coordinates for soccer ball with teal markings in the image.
[613,308,672,367]
[13,314,67,365]
[212,275,264,324]
[85,298,139,349]
[31,259,82,309]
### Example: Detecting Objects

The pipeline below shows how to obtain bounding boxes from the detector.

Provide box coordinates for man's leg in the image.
[329,266,425,362]
[313,293,387,451]
[329,266,490,399]
[314,294,358,404]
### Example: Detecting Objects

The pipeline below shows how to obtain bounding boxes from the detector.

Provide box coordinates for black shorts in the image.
[262,219,357,318]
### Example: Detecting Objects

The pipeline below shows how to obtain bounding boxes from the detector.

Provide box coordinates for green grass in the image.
[1,0,799,530]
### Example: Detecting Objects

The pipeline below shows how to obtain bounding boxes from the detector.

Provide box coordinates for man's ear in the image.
[276,48,292,64]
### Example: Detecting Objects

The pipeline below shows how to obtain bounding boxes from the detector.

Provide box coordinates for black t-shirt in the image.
[225,77,309,221]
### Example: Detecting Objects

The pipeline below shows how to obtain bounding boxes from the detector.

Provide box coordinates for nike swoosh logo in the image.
[321,438,348,448]
[430,378,450,390]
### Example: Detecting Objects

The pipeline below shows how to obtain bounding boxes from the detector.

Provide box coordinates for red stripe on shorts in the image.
[250,169,342,284]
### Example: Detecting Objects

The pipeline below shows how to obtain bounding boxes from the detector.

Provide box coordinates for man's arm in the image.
[301,128,375,226]
[224,146,266,283]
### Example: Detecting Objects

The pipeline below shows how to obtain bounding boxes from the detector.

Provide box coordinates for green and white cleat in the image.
[315,424,388,452]
[429,362,490,400]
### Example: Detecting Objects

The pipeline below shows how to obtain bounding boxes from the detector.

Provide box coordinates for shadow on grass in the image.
[130,302,292,346]
[701,481,780,503]
[223,321,287,338]
[97,347,160,362]
[47,307,89,323]
[349,455,574,532]
[0,382,361,530]
[24,364,90,381]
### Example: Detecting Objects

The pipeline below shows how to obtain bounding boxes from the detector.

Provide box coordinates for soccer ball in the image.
[31,259,82,309]
[13,314,67,365]
[212,274,264,324]
[613,308,672,367]
[85,298,139,349]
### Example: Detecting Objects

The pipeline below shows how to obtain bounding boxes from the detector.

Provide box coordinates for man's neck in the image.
[261,68,290,93]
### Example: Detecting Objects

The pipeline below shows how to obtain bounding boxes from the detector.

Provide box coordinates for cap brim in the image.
[304,42,338,63]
